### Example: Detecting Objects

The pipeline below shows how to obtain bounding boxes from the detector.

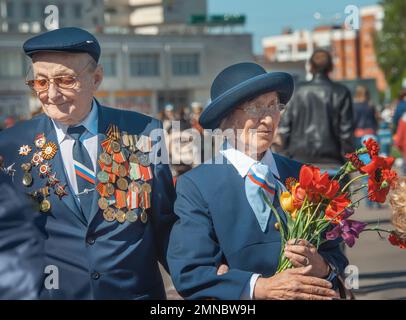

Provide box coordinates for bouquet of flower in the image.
[263,138,404,274]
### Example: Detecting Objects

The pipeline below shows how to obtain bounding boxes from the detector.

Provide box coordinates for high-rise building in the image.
[104,0,207,34]
[262,4,387,92]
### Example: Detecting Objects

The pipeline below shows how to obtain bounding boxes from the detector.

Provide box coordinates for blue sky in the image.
[208,0,380,54]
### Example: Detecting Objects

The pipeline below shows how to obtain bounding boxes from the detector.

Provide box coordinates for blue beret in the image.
[23,27,101,63]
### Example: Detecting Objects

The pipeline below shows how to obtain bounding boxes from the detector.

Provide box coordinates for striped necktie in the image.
[67,125,95,216]
[245,162,277,232]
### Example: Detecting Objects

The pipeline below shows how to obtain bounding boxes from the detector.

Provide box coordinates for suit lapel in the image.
[43,117,88,225]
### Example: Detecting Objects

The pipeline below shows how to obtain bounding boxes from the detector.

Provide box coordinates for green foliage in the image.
[375,0,406,96]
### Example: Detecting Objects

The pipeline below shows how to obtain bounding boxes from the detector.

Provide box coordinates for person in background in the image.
[392,89,406,133]
[190,102,204,134]
[395,112,406,175]
[279,49,354,179]
[163,103,175,132]
[353,85,378,149]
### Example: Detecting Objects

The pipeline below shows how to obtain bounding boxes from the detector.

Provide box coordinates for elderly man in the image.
[0,27,176,299]
[167,62,348,300]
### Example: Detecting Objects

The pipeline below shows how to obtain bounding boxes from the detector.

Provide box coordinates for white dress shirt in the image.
[219,142,282,300]
[51,100,98,198]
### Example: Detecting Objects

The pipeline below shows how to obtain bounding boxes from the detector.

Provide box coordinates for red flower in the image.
[361,156,397,203]
[388,233,406,249]
[361,155,395,181]
[325,194,352,224]
[298,165,340,201]
[345,153,365,170]
[364,138,380,157]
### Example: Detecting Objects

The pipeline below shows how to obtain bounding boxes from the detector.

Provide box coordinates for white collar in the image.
[219,141,280,179]
[52,99,98,144]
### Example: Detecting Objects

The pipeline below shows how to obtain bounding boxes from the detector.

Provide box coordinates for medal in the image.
[129,163,141,180]
[117,177,128,191]
[129,153,139,164]
[31,152,44,166]
[47,172,60,187]
[110,140,121,153]
[140,210,148,223]
[106,124,121,141]
[39,199,51,213]
[39,163,51,176]
[115,209,126,223]
[126,210,138,223]
[99,152,112,166]
[128,135,137,153]
[97,171,109,183]
[54,184,68,199]
[136,151,151,167]
[98,197,109,210]
[106,183,115,196]
[41,142,58,160]
[22,172,33,187]
[19,145,32,156]
[34,133,46,148]
[103,207,115,222]
[117,164,127,178]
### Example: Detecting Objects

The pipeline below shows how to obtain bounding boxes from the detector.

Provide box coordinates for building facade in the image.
[0,32,252,118]
[262,5,387,92]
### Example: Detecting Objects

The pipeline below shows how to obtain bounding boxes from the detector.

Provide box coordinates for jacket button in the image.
[86,236,95,245]
[91,272,100,280]
[274,222,280,231]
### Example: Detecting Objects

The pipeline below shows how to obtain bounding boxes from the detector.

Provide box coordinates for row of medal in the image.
[96,125,153,224]
[18,133,68,213]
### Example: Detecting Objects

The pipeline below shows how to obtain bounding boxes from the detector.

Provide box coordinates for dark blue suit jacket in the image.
[0,102,176,299]
[167,153,348,299]
[0,173,44,299]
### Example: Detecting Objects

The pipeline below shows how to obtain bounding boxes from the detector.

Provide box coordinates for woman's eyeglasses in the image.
[238,103,286,118]
[25,60,94,93]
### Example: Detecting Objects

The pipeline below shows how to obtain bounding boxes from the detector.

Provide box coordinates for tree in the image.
[375,0,406,98]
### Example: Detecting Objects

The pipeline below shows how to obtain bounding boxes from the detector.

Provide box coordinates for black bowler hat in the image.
[23,27,101,63]
[199,62,294,130]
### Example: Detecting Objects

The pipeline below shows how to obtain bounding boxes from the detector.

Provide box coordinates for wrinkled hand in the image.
[254,265,337,300]
[284,239,330,278]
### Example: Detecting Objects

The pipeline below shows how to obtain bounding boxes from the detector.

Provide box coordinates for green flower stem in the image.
[342,174,369,193]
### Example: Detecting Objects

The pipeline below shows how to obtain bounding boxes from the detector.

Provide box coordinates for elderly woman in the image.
[167,62,348,300]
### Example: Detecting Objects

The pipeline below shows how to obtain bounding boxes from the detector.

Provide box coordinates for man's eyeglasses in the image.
[238,103,286,118]
[25,60,94,93]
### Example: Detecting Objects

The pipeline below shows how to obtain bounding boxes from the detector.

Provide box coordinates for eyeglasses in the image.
[238,103,286,118]
[25,60,94,93]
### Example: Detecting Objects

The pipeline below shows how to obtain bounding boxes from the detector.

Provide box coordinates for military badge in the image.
[34,133,46,148]
[19,145,32,156]
[41,142,58,160]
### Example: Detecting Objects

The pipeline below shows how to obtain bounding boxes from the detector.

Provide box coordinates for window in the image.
[130,54,160,76]
[6,1,14,17]
[172,53,200,76]
[23,2,31,19]
[100,54,117,77]
[0,52,24,77]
